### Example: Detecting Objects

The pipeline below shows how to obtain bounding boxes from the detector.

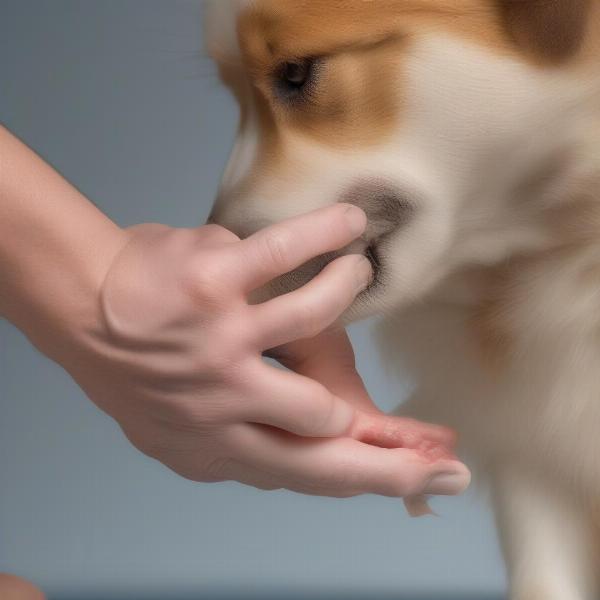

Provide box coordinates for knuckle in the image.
[194,332,249,379]
[152,444,232,484]
[304,393,336,435]
[181,256,232,304]
[259,230,293,270]
[144,394,225,432]
[167,392,232,429]
[293,301,323,339]
[170,345,249,398]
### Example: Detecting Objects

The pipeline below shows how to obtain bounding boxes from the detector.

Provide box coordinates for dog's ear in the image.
[498,0,591,63]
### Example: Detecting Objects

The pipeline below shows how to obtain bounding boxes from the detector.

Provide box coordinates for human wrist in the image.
[0,125,134,363]
[2,219,132,366]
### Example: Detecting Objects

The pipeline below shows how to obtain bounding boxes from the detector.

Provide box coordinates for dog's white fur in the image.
[206,3,600,597]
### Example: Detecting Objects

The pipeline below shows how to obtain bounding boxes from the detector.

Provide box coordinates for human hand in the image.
[56,203,469,498]
[0,574,45,600]
[269,329,470,499]
[0,126,469,498]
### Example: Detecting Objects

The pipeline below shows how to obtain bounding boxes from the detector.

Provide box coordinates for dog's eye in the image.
[274,58,317,102]
[283,61,311,86]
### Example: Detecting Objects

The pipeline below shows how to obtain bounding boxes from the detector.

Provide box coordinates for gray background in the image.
[0,1,505,598]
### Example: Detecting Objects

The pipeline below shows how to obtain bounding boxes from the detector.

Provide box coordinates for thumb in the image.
[270,328,458,452]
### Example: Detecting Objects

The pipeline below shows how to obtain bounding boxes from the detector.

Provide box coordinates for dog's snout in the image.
[340,179,415,241]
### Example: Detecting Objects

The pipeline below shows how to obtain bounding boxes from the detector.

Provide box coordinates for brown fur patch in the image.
[211,0,599,161]
[498,0,592,64]
[237,4,410,148]
[233,1,523,150]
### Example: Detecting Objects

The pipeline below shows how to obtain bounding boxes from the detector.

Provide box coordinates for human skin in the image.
[0,124,470,497]
[0,574,46,600]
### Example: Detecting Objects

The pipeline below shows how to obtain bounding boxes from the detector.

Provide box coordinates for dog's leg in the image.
[492,468,597,600]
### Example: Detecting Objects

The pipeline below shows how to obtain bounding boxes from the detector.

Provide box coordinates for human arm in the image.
[0,125,470,498]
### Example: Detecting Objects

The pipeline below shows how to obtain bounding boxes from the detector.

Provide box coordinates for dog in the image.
[204,1,600,597]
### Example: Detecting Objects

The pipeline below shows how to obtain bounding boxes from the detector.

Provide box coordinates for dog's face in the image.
[206,0,595,319]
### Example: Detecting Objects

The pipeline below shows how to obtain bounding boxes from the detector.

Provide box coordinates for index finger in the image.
[233,203,367,292]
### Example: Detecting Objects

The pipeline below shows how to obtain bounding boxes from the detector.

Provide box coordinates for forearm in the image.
[0,125,129,357]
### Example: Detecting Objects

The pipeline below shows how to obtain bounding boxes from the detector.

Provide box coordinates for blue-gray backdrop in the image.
[0,1,505,598]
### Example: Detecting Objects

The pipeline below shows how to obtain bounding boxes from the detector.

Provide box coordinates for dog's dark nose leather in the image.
[339,179,415,241]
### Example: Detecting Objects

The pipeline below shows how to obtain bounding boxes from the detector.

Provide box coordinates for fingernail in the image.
[423,468,471,496]
[354,255,373,292]
[344,205,367,236]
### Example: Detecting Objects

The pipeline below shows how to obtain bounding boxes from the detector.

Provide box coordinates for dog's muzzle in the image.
[208,178,415,300]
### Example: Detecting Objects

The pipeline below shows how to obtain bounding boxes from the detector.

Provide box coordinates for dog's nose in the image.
[339,179,415,241]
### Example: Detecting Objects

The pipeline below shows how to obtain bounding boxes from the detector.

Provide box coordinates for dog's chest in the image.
[377,260,600,499]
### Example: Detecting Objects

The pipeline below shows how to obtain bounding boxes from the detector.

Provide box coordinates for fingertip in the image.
[435,425,459,447]
[323,253,372,294]
[422,461,472,496]
[338,203,367,237]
